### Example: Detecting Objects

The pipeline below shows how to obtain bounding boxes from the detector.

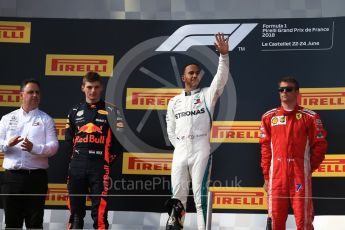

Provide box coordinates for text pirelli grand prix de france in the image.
[261,21,333,50]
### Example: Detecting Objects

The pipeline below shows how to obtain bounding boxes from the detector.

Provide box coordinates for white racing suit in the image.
[166,54,229,230]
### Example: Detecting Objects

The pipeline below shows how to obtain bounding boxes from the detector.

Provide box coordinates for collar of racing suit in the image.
[184,88,201,96]
[86,100,104,109]
[279,104,300,115]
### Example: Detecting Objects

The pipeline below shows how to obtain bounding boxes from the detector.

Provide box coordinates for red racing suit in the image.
[260,105,327,230]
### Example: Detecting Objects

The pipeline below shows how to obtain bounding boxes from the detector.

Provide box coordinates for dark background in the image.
[0,17,344,214]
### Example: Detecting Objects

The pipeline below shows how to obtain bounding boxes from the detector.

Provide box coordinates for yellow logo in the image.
[54,119,66,141]
[46,184,91,206]
[210,121,261,143]
[122,153,172,175]
[126,88,181,110]
[97,109,108,115]
[0,21,31,43]
[45,54,114,77]
[0,85,21,107]
[299,87,345,110]
[209,187,267,210]
[296,113,302,120]
[271,116,286,126]
[313,154,345,177]
[271,117,278,125]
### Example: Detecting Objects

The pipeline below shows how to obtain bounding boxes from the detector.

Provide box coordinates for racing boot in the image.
[68,214,84,229]
[165,198,185,230]
[266,217,272,230]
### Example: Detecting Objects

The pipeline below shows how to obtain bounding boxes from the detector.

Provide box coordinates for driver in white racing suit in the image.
[166,33,230,230]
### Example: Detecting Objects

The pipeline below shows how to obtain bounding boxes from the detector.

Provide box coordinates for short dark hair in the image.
[182,63,200,75]
[82,71,102,85]
[278,76,299,90]
[20,79,40,92]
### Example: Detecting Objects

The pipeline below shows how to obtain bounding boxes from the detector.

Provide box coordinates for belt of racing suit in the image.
[72,147,106,158]
[176,133,208,141]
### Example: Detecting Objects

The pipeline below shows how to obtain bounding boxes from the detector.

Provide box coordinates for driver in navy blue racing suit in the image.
[65,71,123,229]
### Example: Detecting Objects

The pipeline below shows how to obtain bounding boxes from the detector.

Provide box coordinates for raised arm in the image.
[207,33,230,108]
[214,32,229,55]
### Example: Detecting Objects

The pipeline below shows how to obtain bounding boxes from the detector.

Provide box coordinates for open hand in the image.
[214,32,229,55]
[8,136,24,147]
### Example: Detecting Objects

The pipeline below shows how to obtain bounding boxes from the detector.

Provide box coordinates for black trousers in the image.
[1,169,48,229]
[67,154,110,229]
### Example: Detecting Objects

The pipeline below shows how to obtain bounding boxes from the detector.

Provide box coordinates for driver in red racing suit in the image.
[260,77,327,230]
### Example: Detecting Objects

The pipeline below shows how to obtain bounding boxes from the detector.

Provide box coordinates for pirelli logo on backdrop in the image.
[209,187,267,210]
[45,184,69,206]
[126,88,181,110]
[313,154,345,177]
[299,87,345,110]
[0,21,31,43]
[0,85,21,107]
[210,121,261,143]
[45,54,114,76]
[54,119,66,141]
[46,184,91,206]
[122,153,172,175]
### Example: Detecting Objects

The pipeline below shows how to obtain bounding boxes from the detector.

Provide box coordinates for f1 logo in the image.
[155,23,258,52]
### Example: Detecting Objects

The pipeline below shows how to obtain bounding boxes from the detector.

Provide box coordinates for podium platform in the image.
[1,209,344,229]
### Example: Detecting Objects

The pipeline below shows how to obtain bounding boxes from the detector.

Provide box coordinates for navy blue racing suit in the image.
[65,100,122,229]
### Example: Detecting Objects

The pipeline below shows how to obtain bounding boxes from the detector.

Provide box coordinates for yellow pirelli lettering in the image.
[209,187,267,210]
[210,121,261,143]
[126,88,181,110]
[46,184,91,206]
[45,184,69,205]
[0,85,21,107]
[122,152,172,175]
[0,21,31,43]
[313,154,345,177]
[299,87,345,110]
[45,54,114,76]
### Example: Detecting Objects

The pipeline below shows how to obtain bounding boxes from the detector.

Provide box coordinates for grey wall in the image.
[1,0,345,19]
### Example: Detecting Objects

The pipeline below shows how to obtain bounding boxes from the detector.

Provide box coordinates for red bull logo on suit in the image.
[75,123,104,144]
